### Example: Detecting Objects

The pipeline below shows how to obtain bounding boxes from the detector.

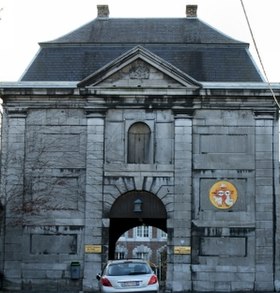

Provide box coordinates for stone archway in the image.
[108,190,167,259]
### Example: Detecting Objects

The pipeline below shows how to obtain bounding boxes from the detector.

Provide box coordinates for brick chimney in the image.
[186,5,198,17]
[97,5,109,18]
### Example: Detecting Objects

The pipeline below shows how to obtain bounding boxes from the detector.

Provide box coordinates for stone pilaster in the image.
[254,112,275,291]
[274,113,280,291]
[83,112,105,291]
[167,113,192,292]
[1,110,26,289]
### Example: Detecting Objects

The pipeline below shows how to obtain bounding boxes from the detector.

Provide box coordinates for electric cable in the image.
[240,0,280,109]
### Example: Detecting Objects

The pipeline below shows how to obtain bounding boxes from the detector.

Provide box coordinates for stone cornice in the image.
[1,81,280,97]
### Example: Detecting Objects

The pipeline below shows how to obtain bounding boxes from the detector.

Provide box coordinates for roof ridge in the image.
[46,17,244,45]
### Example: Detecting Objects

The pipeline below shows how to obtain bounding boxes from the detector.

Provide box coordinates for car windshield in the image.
[107,262,151,276]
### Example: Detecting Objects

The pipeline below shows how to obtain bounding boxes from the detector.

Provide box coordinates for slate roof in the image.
[49,18,241,44]
[21,17,263,82]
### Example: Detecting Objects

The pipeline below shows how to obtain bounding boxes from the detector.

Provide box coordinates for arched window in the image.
[128,122,152,164]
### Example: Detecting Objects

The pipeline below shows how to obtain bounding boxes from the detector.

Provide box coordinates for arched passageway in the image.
[109,190,167,259]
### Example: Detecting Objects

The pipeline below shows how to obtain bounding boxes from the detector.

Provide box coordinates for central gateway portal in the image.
[109,190,167,259]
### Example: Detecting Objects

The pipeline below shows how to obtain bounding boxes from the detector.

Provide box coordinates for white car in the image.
[96,259,159,293]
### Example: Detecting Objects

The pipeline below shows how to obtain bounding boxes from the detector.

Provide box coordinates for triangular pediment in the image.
[78,46,201,89]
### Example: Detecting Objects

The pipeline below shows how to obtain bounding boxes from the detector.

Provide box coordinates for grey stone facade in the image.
[1,5,280,292]
[0,80,279,292]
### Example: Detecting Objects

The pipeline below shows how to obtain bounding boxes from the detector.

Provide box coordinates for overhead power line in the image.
[240,0,280,109]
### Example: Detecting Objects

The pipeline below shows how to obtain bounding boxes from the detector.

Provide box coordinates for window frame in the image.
[125,120,155,164]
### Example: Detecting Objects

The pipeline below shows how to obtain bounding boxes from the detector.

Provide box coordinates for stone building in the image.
[1,4,280,292]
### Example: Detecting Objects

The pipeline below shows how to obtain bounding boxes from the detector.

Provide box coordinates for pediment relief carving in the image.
[129,60,150,79]
[98,59,192,89]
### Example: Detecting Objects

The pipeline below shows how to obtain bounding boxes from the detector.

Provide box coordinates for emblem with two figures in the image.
[209,180,238,209]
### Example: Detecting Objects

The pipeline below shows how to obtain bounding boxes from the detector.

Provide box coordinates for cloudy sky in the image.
[0,0,279,82]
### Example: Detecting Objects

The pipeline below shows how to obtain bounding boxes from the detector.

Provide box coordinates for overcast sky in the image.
[0,0,279,82]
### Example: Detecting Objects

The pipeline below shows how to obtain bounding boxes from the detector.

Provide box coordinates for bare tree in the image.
[0,108,86,288]
[0,109,85,226]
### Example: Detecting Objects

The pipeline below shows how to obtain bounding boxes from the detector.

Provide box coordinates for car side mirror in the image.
[96,273,101,281]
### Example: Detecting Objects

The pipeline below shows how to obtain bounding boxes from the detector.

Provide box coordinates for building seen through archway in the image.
[115,225,167,283]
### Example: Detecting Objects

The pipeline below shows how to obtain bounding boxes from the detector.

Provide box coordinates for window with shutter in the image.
[128,122,152,164]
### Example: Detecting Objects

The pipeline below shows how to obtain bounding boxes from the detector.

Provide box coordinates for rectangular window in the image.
[136,226,149,238]
[136,252,149,260]
[115,252,125,259]
[160,230,167,239]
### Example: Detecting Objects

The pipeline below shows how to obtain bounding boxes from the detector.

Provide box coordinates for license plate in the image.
[121,281,140,287]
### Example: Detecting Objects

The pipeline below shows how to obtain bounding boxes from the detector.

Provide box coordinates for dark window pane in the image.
[128,123,151,164]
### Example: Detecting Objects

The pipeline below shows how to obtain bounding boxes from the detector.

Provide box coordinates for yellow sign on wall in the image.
[174,246,191,255]
[85,245,102,253]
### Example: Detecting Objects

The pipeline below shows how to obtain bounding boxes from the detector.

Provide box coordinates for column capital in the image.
[173,109,193,119]
[85,108,107,118]
[254,110,276,120]
[7,108,27,118]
